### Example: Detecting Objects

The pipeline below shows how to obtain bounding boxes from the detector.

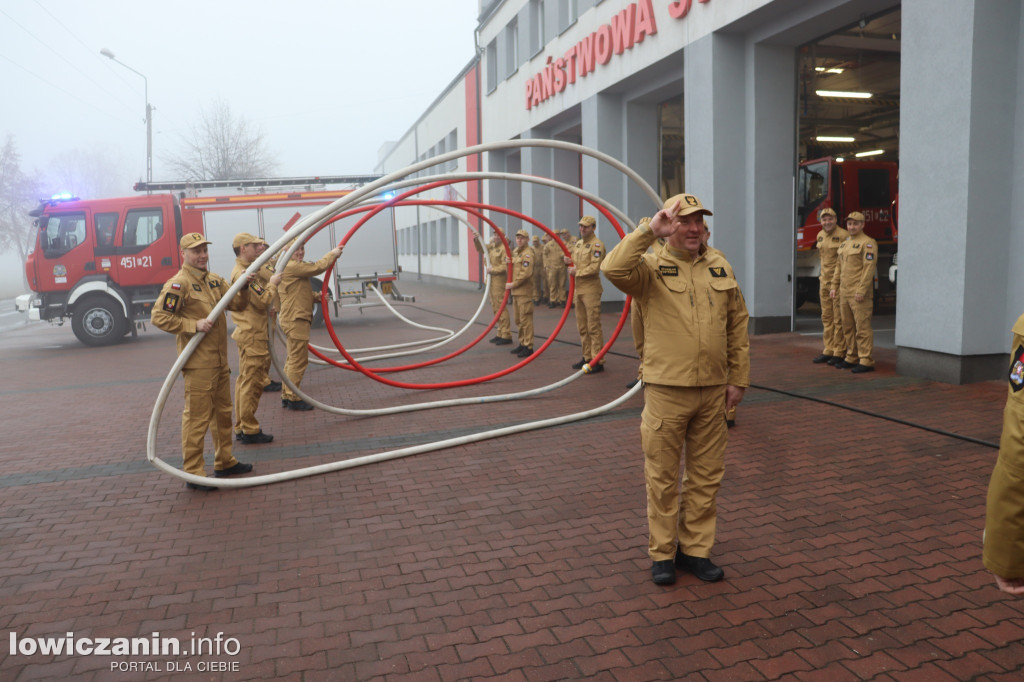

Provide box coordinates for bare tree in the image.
[47,148,130,200]
[166,99,279,181]
[0,136,42,285]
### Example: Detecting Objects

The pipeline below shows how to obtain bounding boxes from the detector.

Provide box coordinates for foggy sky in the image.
[0,0,481,193]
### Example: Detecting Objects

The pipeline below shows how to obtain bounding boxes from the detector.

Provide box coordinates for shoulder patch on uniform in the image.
[171,282,181,290]
[250,280,266,295]
[709,266,727,278]
[210,280,221,287]
[866,243,874,249]
[659,265,678,276]
[592,248,602,258]
[832,237,841,242]
[163,293,180,313]
[1011,345,1024,392]
[866,254,874,261]
[192,284,202,291]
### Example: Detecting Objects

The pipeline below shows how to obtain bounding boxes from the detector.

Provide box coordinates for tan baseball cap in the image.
[515,229,529,238]
[818,207,837,219]
[578,216,596,227]
[232,232,267,249]
[663,193,713,218]
[846,211,866,222]
[179,232,211,250]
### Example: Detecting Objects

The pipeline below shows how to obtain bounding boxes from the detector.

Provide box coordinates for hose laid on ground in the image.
[146,139,660,487]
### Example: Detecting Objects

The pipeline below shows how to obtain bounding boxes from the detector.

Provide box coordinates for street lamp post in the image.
[100,48,152,186]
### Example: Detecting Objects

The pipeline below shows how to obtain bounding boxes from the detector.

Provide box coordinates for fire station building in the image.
[376,0,1024,385]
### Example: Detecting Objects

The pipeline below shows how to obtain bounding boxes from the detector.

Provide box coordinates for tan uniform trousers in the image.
[534,264,547,301]
[182,366,239,477]
[819,280,844,357]
[281,319,312,402]
[574,279,604,363]
[512,295,534,349]
[839,294,874,366]
[547,267,567,305]
[641,383,728,560]
[489,276,512,340]
[234,345,271,436]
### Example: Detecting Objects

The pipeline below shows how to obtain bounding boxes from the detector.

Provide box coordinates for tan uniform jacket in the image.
[601,224,750,388]
[816,226,850,283]
[543,239,564,269]
[831,232,877,297]
[985,314,1024,577]
[571,234,605,289]
[151,264,248,369]
[484,240,509,280]
[279,252,336,324]
[510,244,535,297]
[230,257,279,345]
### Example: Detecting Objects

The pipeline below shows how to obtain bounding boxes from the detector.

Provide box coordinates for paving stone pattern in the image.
[0,280,1021,681]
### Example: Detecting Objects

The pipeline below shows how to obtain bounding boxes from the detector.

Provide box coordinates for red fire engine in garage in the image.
[16,176,403,346]
[794,156,898,307]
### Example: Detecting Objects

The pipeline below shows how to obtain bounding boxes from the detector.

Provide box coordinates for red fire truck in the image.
[794,156,898,307]
[16,177,403,346]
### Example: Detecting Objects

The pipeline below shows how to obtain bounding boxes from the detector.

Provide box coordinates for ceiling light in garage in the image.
[816,136,855,142]
[855,149,885,157]
[816,90,872,99]
[815,67,845,74]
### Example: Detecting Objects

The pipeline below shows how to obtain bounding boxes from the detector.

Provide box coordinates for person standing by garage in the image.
[601,195,750,586]
[812,208,850,366]
[278,240,344,410]
[830,211,877,373]
[546,230,569,308]
[151,232,254,491]
[230,233,283,444]
[474,229,513,346]
[984,312,1024,595]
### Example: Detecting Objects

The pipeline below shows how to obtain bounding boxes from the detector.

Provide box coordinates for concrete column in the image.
[520,128,554,239]
[581,92,625,302]
[684,33,794,334]
[623,101,661,227]
[897,0,1021,383]
[552,143,580,233]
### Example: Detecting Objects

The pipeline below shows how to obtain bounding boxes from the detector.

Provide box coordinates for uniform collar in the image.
[183,263,208,281]
[663,243,706,262]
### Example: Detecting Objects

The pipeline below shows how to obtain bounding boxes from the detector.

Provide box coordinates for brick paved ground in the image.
[1,279,1021,681]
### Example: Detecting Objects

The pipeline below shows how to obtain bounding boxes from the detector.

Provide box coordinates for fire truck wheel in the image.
[71,295,127,346]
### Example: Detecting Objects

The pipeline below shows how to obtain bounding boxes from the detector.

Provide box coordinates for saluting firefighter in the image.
[545,229,569,308]
[506,229,536,357]
[278,240,344,410]
[566,215,606,373]
[984,312,1024,595]
[230,233,284,444]
[151,232,254,491]
[812,208,850,366]
[602,194,750,586]
[829,211,877,373]
[474,229,513,345]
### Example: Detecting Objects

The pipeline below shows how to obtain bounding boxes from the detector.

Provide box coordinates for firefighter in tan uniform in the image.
[545,230,569,308]
[505,229,535,357]
[230,233,283,444]
[566,216,606,373]
[812,208,850,366]
[984,312,1024,595]
[829,211,877,373]
[278,241,343,410]
[531,235,547,304]
[602,194,750,586]
[474,230,513,345]
[151,233,254,491]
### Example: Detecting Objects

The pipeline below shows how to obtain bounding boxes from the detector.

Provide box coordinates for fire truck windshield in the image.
[798,160,829,222]
[41,212,86,258]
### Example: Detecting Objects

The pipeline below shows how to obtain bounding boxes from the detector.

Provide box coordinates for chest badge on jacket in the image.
[709,267,727,278]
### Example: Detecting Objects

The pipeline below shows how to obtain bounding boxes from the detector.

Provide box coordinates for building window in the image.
[420,224,428,255]
[505,19,518,78]
[450,220,460,255]
[530,0,545,56]
[486,39,498,93]
[430,221,437,255]
[439,218,448,255]
[558,0,578,33]
[447,129,458,171]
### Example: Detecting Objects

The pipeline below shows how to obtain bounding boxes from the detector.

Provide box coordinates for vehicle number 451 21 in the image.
[119,255,153,269]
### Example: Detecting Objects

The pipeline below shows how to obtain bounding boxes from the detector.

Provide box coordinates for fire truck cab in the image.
[794,156,898,307]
